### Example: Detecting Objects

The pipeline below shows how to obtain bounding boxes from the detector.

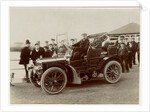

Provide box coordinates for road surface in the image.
[10,65,139,104]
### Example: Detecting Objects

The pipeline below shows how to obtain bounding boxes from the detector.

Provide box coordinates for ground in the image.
[10,65,139,104]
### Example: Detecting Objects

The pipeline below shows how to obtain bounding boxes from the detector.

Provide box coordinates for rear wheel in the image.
[41,67,67,95]
[103,61,122,83]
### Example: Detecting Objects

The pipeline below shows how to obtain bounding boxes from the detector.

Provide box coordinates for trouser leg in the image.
[138,53,140,63]
[24,64,29,80]
[132,52,136,64]
[120,56,125,73]
[128,53,132,68]
[125,57,129,71]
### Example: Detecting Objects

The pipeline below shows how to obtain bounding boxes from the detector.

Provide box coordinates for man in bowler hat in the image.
[19,40,31,83]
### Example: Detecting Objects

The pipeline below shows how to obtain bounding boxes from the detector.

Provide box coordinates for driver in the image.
[70,33,90,61]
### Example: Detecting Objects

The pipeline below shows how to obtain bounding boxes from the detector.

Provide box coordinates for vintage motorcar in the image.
[28,33,123,95]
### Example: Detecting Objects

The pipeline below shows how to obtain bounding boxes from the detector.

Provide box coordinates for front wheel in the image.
[103,61,122,83]
[41,67,67,95]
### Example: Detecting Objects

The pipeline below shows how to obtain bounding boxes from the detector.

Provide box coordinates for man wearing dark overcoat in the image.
[128,42,133,69]
[136,35,140,65]
[131,36,137,65]
[19,40,31,83]
[70,33,90,61]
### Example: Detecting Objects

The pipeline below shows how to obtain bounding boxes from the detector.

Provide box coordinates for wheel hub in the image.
[53,80,57,83]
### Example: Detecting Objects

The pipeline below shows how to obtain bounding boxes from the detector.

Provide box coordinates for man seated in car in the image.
[70,33,90,61]
[87,34,109,58]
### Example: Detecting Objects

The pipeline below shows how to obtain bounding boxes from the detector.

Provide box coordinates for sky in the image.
[10,7,140,46]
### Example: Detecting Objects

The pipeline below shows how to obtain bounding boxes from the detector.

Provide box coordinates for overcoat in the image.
[19,47,31,65]
[72,38,90,54]
[43,50,53,58]
[31,49,43,61]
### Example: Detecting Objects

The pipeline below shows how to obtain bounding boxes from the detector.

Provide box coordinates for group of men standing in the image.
[19,40,58,82]
[117,34,140,73]
[19,33,140,82]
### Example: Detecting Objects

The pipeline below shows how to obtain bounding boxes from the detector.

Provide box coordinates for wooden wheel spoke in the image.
[55,82,62,89]
[106,64,121,81]
[55,82,62,86]
[45,82,52,88]
[56,73,62,79]
[107,67,112,72]
[51,72,55,78]
[104,61,121,84]
[44,72,64,92]
[54,71,58,78]
[44,77,52,82]
[106,71,111,74]
[56,75,64,81]
[42,68,67,94]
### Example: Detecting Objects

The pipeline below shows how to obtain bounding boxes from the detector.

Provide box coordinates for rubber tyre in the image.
[41,67,67,95]
[103,61,122,84]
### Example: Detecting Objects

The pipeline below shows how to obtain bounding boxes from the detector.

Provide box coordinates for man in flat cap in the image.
[43,46,51,58]
[49,43,54,57]
[52,43,58,57]
[70,39,75,45]
[19,39,31,83]
[125,35,129,46]
[51,39,56,45]
[117,35,125,48]
[131,35,137,65]
[45,41,49,48]
[67,39,75,55]
[118,42,129,72]
[136,34,140,65]
[69,39,75,49]
[70,33,90,61]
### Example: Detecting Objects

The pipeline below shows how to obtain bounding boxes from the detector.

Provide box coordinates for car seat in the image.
[87,46,102,59]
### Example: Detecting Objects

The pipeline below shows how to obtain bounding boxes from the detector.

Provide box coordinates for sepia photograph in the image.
[10,6,140,104]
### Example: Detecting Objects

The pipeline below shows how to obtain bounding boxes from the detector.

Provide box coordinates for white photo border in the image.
[0,0,149,112]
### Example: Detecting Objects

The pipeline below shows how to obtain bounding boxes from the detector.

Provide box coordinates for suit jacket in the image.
[43,50,53,58]
[31,49,43,61]
[19,47,31,65]
[131,41,137,52]
[39,47,45,57]
[72,38,90,54]
[90,38,103,49]
[137,42,140,54]
[118,45,128,57]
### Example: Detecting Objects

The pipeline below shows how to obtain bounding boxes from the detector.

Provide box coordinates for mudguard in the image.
[97,55,122,71]
[66,65,82,84]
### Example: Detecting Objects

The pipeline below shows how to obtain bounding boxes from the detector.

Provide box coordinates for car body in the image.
[28,33,123,94]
